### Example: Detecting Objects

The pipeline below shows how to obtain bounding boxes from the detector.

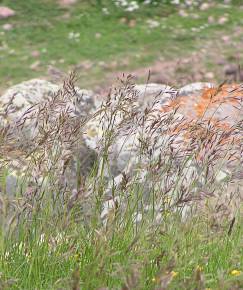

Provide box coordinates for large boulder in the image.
[84,83,177,177]
[85,82,243,179]
[134,83,176,107]
[161,83,242,184]
[0,79,97,195]
[0,79,94,124]
[178,82,214,97]
[99,82,242,225]
[164,83,243,126]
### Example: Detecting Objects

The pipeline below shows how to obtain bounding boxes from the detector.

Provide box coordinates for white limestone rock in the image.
[0,79,94,124]
[134,83,177,107]
[84,83,178,176]
[0,79,96,194]
[179,82,214,96]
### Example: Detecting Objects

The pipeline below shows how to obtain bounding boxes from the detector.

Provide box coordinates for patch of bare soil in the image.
[96,28,243,95]
[1,27,242,97]
[57,0,77,7]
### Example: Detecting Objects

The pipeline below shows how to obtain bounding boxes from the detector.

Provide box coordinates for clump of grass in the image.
[0,74,242,289]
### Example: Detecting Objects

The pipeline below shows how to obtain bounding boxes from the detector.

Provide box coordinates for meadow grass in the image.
[1,207,242,289]
[0,75,242,289]
[0,1,243,288]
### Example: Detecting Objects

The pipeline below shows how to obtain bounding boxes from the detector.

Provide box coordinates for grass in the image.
[0,1,243,289]
[0,1,243,90]
[0,74,242,289]
[1,213,242,289]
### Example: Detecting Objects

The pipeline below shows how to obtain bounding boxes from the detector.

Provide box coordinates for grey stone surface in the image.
[134,83,176,107]
[179,82,214,96]
[0,79,94,124]
[84,83,178,177]
[0,79,97,194]
[1,79,241,215]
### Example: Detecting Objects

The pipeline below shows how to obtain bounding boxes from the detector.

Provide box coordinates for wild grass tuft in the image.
[0,74,242,289]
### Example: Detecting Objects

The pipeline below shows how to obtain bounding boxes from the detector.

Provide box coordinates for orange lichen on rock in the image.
[160,84,242,159]
[161,83,242,125]
[195,84,241,118]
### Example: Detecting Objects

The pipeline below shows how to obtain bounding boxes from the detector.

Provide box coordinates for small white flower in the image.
[102,7,109,15]
[115,0,139,12]
[146,19,160,29]
[68,31,80,42]
[125,1,139,12]
[115,0,128,7]
[171,0,180,5]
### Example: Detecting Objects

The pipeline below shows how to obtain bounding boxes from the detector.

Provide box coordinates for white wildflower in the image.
[102,7,109,15]
[115,0,139,12]
[146,19,160,29]
[68,31,80,42]
[125,1,139,12]
[171,0,180,5]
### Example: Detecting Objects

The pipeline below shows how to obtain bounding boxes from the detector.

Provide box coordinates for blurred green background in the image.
[0,0,242,93]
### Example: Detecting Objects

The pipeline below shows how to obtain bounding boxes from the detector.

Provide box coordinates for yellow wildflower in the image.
[164,196,172,204]
[164,210,171,218]
[74,254,80,260]
[196,265,203,271]
[231,269,241,276]
[171,271,178,278]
